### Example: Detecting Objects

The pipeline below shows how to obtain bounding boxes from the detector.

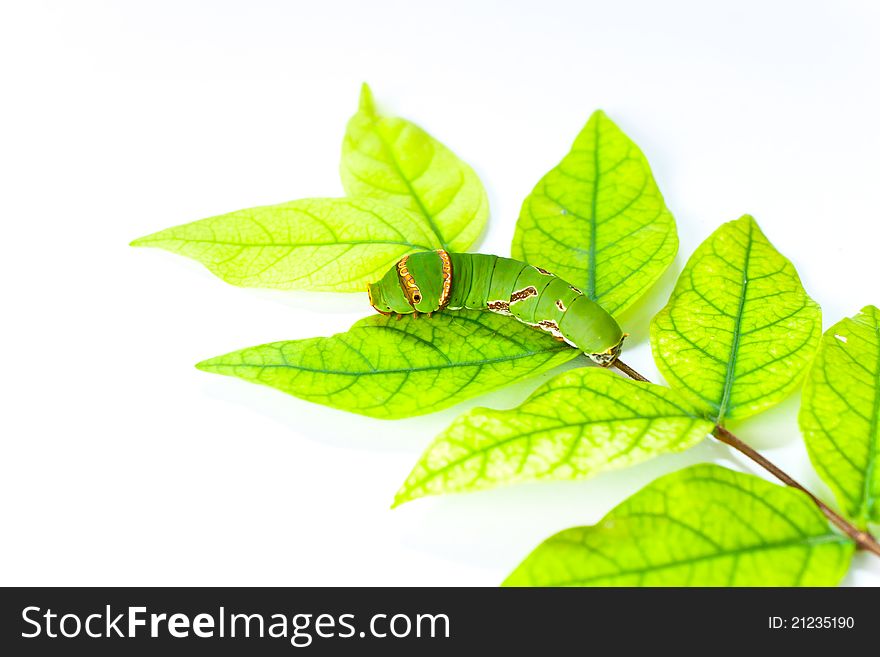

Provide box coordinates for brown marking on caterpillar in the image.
[555,299,567,312]
[396,255,422,306]
[509,286,538,303]
[537,319,563,338]
[569,284,582,294]
[534,266,554,276]
[487,299,511,315]
[437,249,453,309]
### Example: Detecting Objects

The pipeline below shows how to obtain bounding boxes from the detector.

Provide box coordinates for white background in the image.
[2,0,879,586]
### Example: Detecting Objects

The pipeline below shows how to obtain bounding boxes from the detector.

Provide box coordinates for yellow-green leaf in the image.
[196,310,578,419]
[131,198,439,292]
[651,215,821,424]
[800,306,880,527]
[511,110,678,317]
[341,83,489,252]
[504,464,853,587]
[393,368,713,506]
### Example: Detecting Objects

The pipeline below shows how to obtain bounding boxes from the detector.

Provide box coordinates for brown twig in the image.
[611,359,650,382]
[612,359,880,557]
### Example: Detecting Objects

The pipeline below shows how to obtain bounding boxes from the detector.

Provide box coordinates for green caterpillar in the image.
[368,250,626,365]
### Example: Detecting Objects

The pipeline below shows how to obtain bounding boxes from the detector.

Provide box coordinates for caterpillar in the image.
[367,250,626,366]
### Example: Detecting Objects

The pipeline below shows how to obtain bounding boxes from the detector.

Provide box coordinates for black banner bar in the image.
[1,587,872,654]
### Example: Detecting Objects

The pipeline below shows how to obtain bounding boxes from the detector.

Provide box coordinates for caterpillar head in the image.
[368,251,451,315]
[368,266,415,315]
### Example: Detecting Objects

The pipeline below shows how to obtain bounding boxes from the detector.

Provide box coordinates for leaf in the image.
[130,198,440,292]
[196,310,579,419]
[650,215,821,424]
[340,83,489,252]
[393,368,713,506]
[504,464,853,587]
[511,110,678,317]
[800,306,880,527]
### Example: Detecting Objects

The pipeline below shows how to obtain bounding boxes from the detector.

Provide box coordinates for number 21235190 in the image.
[769,616,854,630]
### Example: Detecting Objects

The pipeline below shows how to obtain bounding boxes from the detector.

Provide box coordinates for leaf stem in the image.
[612,359,880,557]
[612,359,649,382]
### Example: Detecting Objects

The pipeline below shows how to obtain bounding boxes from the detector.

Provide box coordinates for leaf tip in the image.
[194,358,217,373]
[589,108,618,130]
[358,82,376,115]
[130,227,171,248]
[390,487,412,509]
[735,213,758,228]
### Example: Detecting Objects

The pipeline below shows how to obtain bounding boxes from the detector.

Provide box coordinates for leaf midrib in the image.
[370,118,447,250]
[403,413,707,496]
[201,346,571,377]
[716,221,754,424]
[136,236,435,251]
[860,315,880,524]
[586,115,600,299]
[542,532,848,586]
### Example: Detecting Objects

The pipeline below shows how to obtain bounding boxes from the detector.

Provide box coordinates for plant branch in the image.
[612,359,880,557]
[712,424,880,556]
[612,359,650,382]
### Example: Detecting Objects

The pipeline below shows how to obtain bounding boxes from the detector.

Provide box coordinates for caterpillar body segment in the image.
[367,250,625,365]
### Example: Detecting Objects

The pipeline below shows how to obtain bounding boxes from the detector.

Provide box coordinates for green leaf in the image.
[504,464,853,587]
[511,110,678,317]
[394,368,713,506]
[651,215,821,424]
[800,306,880,527]
[130,198,440,292]
[340,83,489,252]
[196,310,578,419]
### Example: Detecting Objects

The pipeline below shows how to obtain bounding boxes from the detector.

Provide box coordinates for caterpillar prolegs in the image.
[367,250,626,366]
